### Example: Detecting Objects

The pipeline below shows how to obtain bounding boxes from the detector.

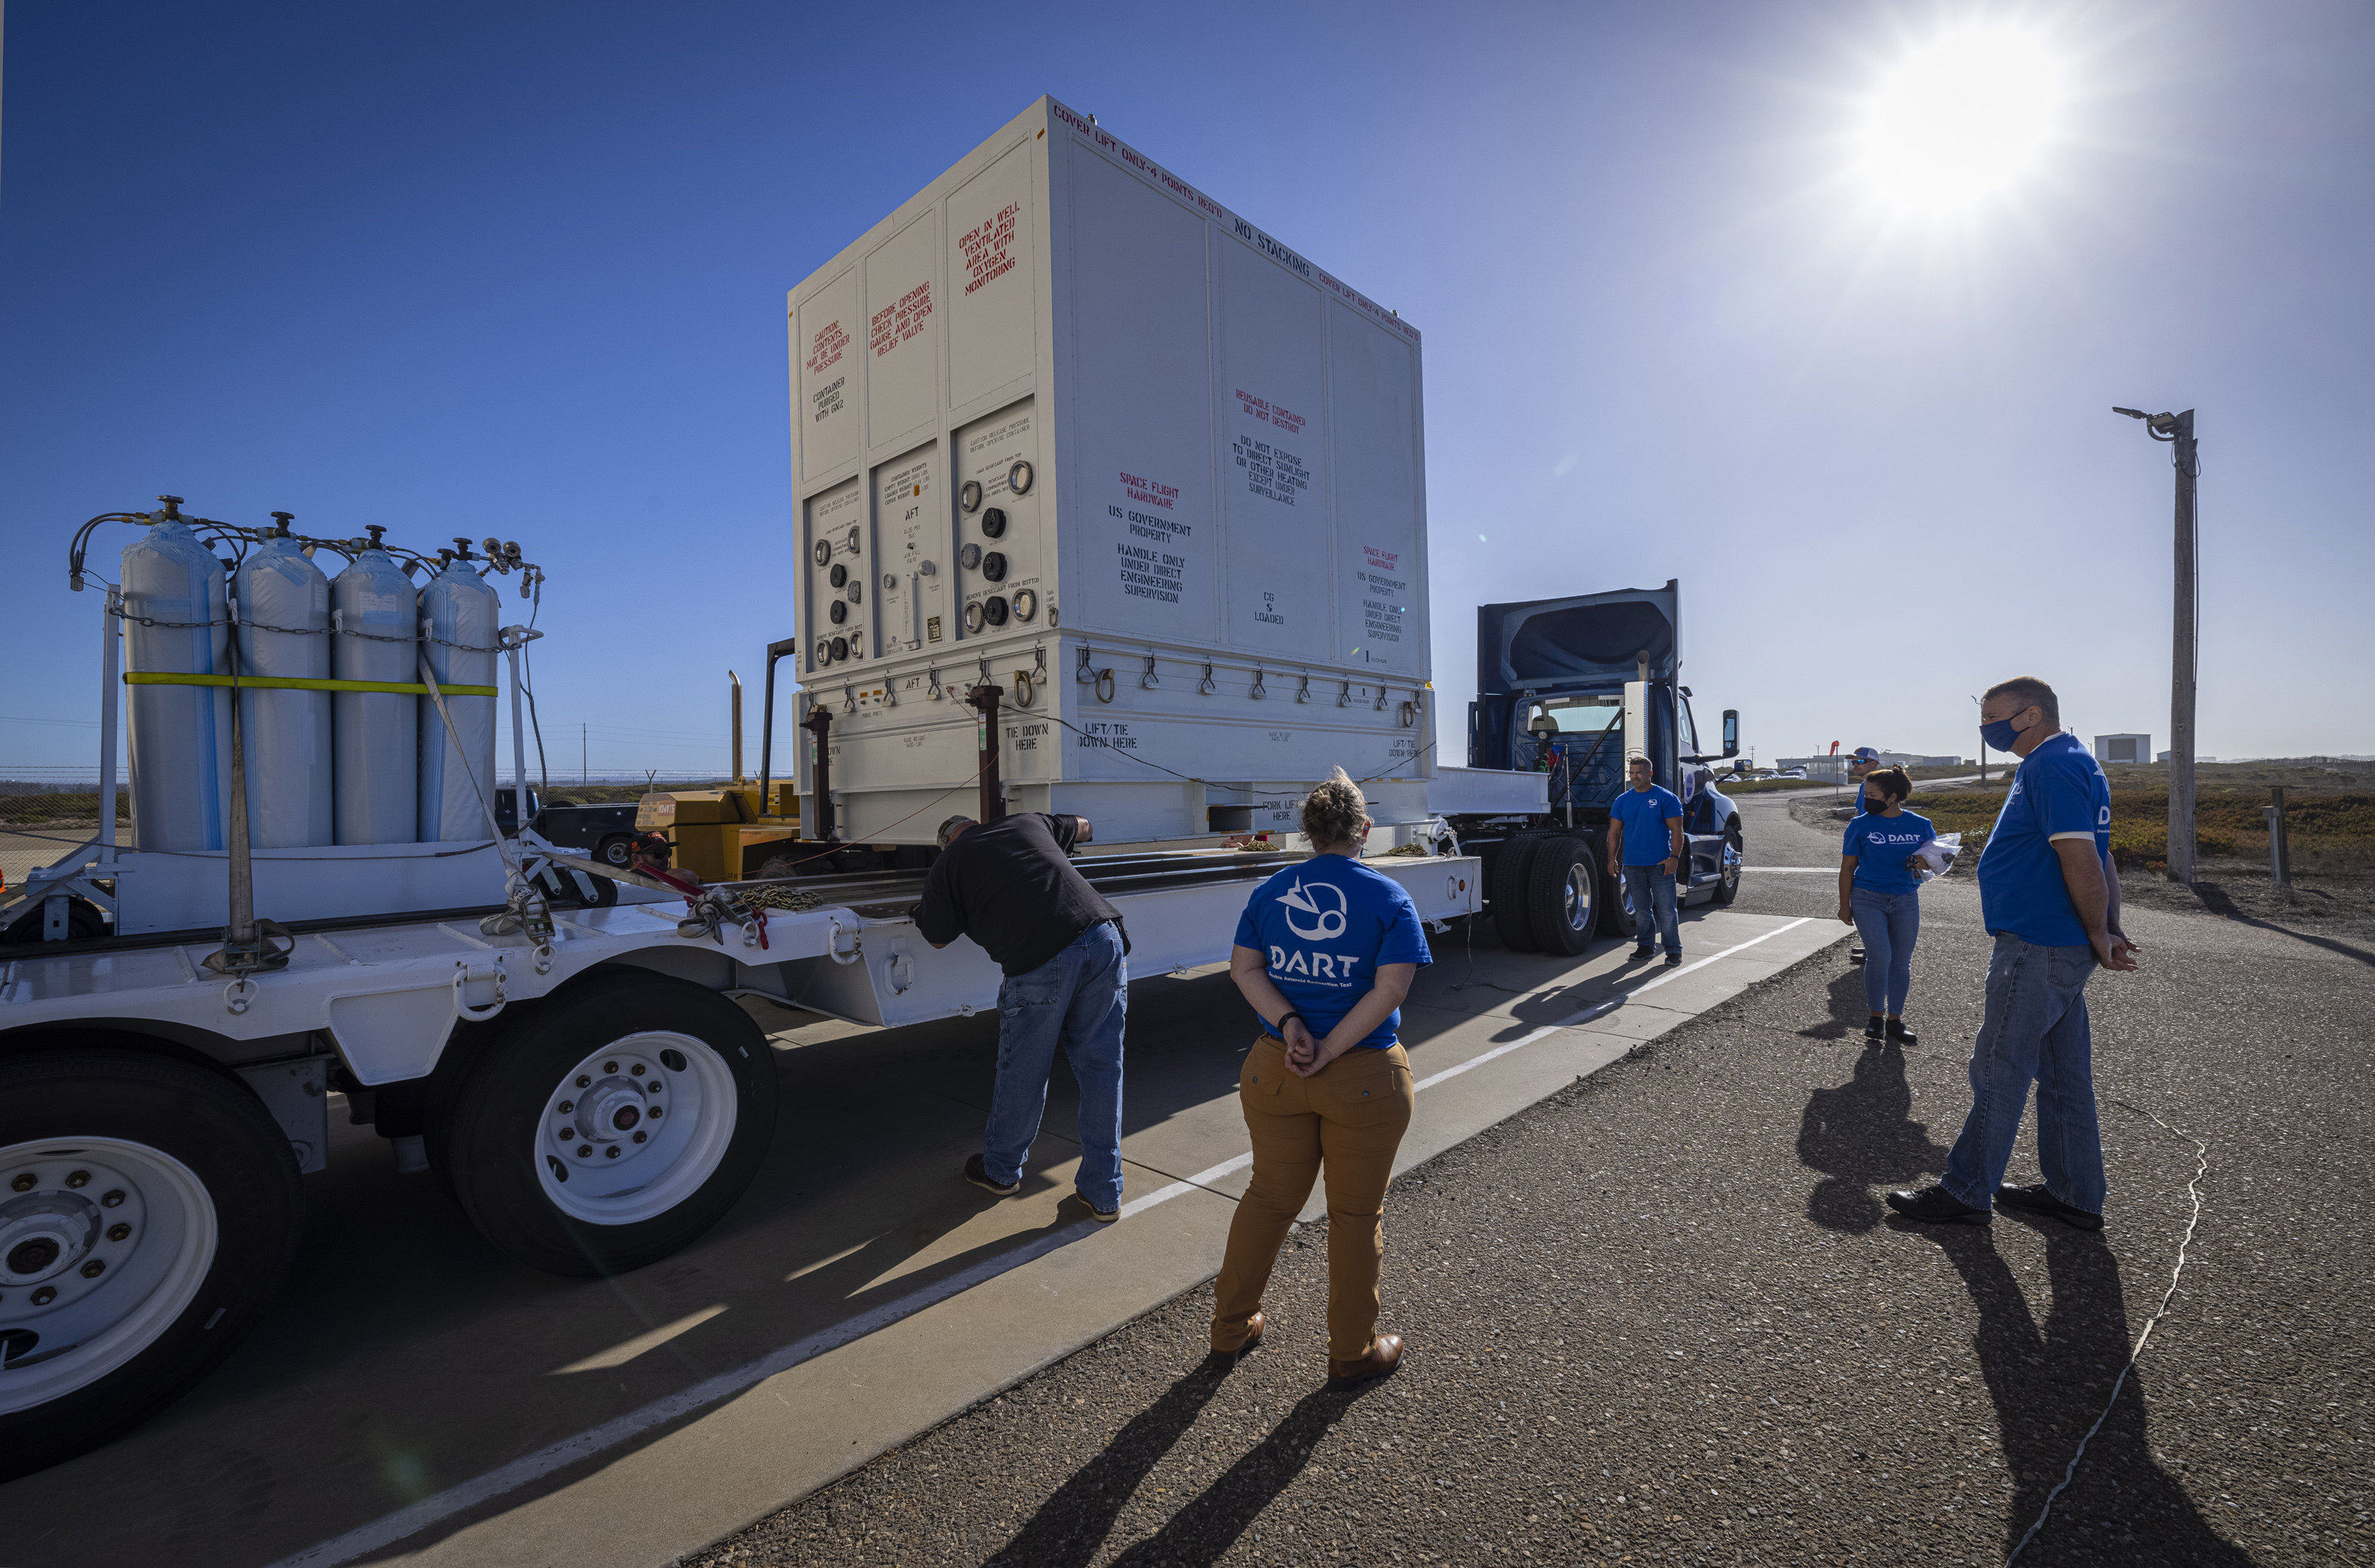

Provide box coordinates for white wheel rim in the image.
[1561,865,1593,932]
[0,1138,218,1415]
[534,1032,738,1226]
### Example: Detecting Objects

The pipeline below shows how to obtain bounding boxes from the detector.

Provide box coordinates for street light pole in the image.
[2114,406,2200,883]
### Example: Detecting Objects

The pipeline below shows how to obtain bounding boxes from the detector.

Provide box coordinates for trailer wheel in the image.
[437,974,778,1277]
[1525,837,1601,957]
[0,1049,302,1480]
[2,895,109,945]
[1715,828,1744,906]
[1488,834,1544,952]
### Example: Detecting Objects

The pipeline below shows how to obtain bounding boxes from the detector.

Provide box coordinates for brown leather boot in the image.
[1214,1310,1265,1357]
[1328,1333,1403,1386]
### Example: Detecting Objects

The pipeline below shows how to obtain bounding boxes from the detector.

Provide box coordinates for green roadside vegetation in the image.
[1906,769,2374,873]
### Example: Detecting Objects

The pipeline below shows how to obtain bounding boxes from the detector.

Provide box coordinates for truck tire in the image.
[1488,834,1544,952]
[1525,837,1601,957]
[435,973,778,1278]
[1599,865,1637,939]
[596,834,634,870]
[2,895,109,945]
[0,1048,302,1480]
[1715,827,1744,906]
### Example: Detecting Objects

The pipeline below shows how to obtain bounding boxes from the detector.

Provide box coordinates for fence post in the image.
[2266,787,2290,889]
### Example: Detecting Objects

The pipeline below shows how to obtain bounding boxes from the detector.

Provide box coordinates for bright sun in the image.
[1857,28,2064,212]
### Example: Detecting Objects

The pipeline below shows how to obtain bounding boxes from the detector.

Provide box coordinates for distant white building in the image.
[2156,750,2218,763]
[2095,734,2151,765]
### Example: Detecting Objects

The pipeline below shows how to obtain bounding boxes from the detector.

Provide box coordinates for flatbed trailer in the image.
[0,829,1473,1474]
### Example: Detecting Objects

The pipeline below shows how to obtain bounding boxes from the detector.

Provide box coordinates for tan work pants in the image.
[1211,1035,1415,1362]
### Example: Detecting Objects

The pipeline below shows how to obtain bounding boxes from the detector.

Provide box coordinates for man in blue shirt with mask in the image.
[1889,676,2141,1231]
[1607,754,1687,966]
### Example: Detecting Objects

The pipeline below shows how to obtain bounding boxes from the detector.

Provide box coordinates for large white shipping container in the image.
[788,97,1432,845]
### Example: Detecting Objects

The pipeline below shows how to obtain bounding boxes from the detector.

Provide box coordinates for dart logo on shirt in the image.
[1276,877,1349,942]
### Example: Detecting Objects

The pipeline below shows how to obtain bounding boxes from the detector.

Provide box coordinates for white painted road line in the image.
[274,914,1816,1568]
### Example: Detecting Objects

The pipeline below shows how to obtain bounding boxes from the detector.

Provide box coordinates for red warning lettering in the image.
[959,203,1022,296]
[806,320,848,376]
[1119,470,1178,511]
[869,282,935,357]
[1234,388,1306,436]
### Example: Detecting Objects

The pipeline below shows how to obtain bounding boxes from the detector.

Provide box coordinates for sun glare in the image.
[1857,28,2063,213]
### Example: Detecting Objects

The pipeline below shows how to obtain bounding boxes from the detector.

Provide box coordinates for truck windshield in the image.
[1526,696,1620,735]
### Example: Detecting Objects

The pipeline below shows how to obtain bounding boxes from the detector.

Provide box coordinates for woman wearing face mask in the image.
[1836,767,1934,1044]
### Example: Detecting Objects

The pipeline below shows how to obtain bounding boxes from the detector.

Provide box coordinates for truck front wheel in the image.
[1715,827,1744,905]
[0,1048,302,1480]
[1488,834,1544,952]
[435,974,779,1277]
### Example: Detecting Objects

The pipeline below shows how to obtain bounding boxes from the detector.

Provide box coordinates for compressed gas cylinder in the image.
[416,550,501,842]
[234,527,334,847]
[120,516,233,852]
[330,532,419,843]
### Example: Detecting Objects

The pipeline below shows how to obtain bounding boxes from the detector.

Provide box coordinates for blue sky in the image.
[5,0,2369,778]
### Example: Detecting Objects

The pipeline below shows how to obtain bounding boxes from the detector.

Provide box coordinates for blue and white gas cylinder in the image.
[416,546,501,842]
[331,527,419,844]
[119,515,233,852]
[234,522,335,848]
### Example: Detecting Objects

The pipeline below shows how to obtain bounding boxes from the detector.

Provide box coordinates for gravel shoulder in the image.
[691,789,2371,1567]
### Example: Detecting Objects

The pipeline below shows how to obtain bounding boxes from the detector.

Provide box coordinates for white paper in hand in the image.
[1915,832,1962,883]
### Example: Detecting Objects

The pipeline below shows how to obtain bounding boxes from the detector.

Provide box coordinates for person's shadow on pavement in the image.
[1916,1220,2250,1563]
[1797,1040,1949,1232]
[1101,1380,1370,1568]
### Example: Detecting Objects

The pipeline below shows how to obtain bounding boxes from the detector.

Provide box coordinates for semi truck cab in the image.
[1443,580,1742,954]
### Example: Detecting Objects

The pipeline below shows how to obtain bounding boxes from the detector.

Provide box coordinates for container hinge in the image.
[1200,661,1218,696]
[842,682,856,713]
[1076,645,1096,684]
[882,677,896,708]
[1142,653,1160,690]
[1296,673,1311,704]
[1374,684,1389,711]
[927,664,943,700]
[1249,667,1268,700]
[1338,679,1353,708]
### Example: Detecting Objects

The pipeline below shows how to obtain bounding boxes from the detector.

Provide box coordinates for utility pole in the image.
[2114,406,2199,883]
[582,722,589,786]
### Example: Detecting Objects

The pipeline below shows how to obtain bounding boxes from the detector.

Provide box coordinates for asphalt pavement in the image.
[688,787,2372,1568]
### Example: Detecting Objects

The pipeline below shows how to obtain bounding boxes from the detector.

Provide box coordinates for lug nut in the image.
[649,1106,663,1118]
[632,1131,647,1144]
[31,1287,55,1306]
[605,1146,621,1158]
[65,1170,91,1188]
[101,1189,126,1207]
[107,1223,132,1243]
[577,1145,593,1158]
[8,1174,33,1192]
[559,1099,574,1114]
[576,1075,591,1088]
[603,1061,618,1073]
[82,1260,106,1279]
[562,1126,578,1140]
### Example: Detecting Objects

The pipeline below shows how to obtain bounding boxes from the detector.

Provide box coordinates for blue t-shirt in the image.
[1843,809,1936,895]
[1609,784,1685,866]
[1977,733,2113,948]
[1234,855,1432,1050]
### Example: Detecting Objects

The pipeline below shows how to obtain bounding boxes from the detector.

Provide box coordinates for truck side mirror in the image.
[1722,710,1739,759]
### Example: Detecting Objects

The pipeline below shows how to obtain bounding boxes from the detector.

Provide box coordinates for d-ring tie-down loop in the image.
[1141,653,1160,690]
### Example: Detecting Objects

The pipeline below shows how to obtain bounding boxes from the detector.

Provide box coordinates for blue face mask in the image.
[1980,714,2027,751]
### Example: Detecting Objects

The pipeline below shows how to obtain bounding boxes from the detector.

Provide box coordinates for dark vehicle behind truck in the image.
[1439,581,1742,954]
[490,789,641,868]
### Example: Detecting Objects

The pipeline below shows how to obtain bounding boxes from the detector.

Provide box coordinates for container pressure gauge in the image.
[814,638,833,666]
[1008,459,1034,495]
[960,480,983,513]
[828,601,848,624]
[828,563,847,588]
[846,580,861,604]
[882,572,898,591]
[846,525,861,553]
[1012,588,1038,621]
[980,507,1008,539]
[964,602,985,634]
[980,551,1008,583]
[983,595,1010,626]
[959,543,982,571]
[812,540,831,566]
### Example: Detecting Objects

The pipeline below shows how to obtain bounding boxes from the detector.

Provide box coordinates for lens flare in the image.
[1857,28,2063,212]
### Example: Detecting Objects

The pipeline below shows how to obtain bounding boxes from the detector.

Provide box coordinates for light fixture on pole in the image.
[2113,405,2199,883]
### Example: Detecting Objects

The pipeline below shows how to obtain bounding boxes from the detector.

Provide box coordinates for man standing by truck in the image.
[917,812,1130,1223]
[1608,755,1687,966]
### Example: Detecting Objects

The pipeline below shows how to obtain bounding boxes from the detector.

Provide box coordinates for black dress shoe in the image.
[1885,1185,1990,1225]
[1864,1014,1886,1043]
[1996,1183,2104,1231]
[1886,1018,1918,1046]
[964,1153,1020,1196]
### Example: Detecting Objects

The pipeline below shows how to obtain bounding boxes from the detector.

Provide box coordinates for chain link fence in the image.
[1,780,132,890]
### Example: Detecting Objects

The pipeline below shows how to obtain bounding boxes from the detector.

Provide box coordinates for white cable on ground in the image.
[2002,1098,2209,1566]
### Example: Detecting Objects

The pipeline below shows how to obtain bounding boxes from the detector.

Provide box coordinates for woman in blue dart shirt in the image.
[1836,767,1935,1045]
[1215,769,1430,1387]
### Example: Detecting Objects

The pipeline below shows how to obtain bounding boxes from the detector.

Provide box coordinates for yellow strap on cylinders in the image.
[124,671,498,697]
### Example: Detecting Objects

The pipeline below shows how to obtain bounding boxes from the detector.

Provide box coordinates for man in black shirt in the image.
[916,812,1129,1222]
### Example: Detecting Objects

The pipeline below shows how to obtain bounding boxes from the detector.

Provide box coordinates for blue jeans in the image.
[983,921,1129,1210]
[1621,864,1680,955]
[1851,887,1920,1015]
[1942,932,2104,1214]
